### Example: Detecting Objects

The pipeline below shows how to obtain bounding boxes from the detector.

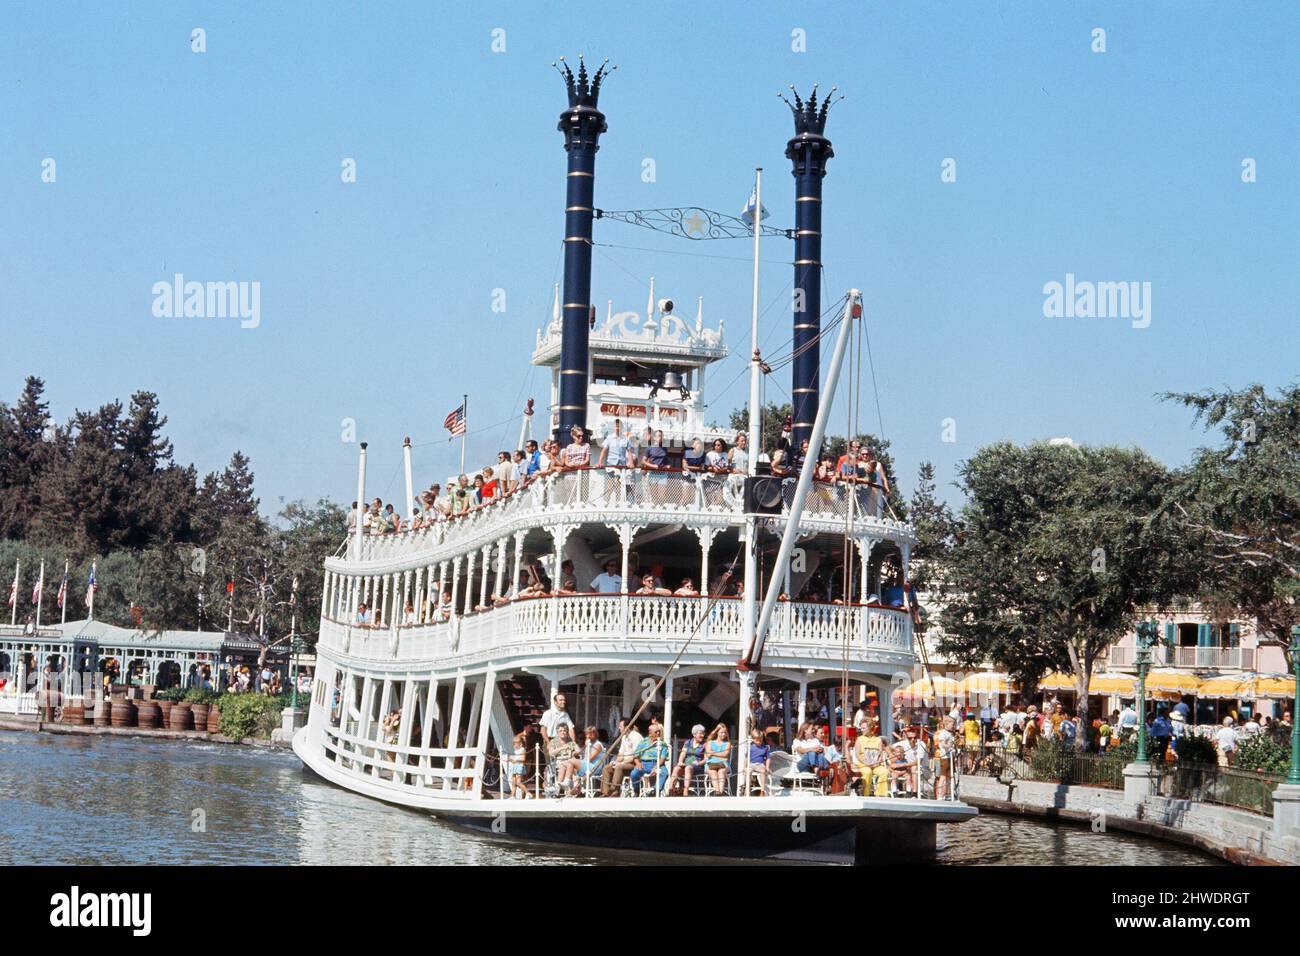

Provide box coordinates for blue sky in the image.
[2,1,1296,512]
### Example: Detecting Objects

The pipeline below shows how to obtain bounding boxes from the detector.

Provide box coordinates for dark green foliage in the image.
[1175,733,1218,765]
[1165,384,1300,663]
[1235,734,1290,774]
[937,442,1197,731]
[218,692,282,740]
[0,380,345,647]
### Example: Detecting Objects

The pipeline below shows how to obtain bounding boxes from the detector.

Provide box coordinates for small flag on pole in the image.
[443,403,467,437]
[289,575,299,606]
[741,190,770,227]
[57,569,68,609]
[85,563,97,608]
[31,576,41,605]
[6,576,15,608]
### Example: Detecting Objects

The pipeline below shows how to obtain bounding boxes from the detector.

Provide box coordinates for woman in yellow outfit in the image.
[853,720,891,797]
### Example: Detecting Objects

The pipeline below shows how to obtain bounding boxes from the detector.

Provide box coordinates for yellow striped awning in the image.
[1240,674,1297,700]
[895,675,963,702]
[1144,669,1201,693]
[1196,675,1244,700]
[960,672,1018,695]
[1038,672,1075,690]
[1089,673,1136,695]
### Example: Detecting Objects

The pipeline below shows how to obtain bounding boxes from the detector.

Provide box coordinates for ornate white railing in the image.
[341,467,913,572]
[320,594,913,668]
[1106,645,1255,670]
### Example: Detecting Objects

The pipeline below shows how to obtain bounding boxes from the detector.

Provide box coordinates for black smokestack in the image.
[783,85,837,451]
[554,56,614,444]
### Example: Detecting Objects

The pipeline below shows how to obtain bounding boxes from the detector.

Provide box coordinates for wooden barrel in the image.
[136,701,162,730]
[206,706,221,734]
[110,700,136,728]
[190,702,210,732]
[92,699,111,727]
[157,700,174,724]
[61,704,85,725]
[169,701,193,731]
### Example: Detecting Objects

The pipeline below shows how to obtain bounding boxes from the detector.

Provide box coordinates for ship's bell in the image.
[660,371,683,391]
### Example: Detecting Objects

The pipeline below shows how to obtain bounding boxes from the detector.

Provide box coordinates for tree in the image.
[1165,384,1300,666]
[937,442,1196,741]
[0,377,54,540]
[908,461,956,593]
[726,401,791,456]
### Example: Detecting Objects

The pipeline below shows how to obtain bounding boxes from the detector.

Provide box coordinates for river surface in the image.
[0,731,1218,866]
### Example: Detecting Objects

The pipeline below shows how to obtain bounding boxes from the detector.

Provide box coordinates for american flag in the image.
[84,562,97,608]
[6,576,14,608]
[31,576,41,604]
[443,403,467,436]
[56,571,68,609]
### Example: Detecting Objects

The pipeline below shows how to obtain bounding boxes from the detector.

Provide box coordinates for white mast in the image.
[738,167,763,792]
[742,289,862,668]
[353,442,368,561]
[402,437,414,525]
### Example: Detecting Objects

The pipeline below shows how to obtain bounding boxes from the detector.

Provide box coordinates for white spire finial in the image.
[551,283,560,324]
[645,276,657,334]
[696,296,703,332]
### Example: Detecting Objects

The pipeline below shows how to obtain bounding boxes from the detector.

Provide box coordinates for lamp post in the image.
[1287,625,1300,786]
[1134,620,1157,766]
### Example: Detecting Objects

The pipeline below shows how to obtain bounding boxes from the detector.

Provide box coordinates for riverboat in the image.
[294,56,976,863]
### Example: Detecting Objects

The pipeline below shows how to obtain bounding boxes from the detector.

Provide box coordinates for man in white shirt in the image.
[597,419,632,468]
[590,560,623,594]
[1215,717,1238,766]
[539,692,574,744]
[1118,704,1138,738]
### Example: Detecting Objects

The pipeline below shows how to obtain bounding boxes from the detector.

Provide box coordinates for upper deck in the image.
[336,466,914,575]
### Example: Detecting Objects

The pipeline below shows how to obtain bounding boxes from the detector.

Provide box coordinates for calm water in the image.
[0,731,1218,866]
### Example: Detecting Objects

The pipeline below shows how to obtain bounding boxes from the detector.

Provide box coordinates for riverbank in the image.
[959,774,1294,866]
[0,714,291,749]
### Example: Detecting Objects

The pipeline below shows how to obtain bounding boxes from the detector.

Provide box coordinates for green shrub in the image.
[218,693,282,741]
[183,687,219,704]
[155,687,186,702]
[1236,734,1290,775]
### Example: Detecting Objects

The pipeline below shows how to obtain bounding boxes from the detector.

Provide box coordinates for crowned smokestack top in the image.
[783,84,839,451]
[553,55,614,444]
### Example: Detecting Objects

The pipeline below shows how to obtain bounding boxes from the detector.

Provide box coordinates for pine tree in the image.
[0,377,54,539]
[908,461,956,593]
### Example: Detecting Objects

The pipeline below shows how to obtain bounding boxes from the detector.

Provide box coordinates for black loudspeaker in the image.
[744,475,785,515]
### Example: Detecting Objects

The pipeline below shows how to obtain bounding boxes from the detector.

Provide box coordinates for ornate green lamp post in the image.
[1134,620,1157,766]
[1287,625,1300,786]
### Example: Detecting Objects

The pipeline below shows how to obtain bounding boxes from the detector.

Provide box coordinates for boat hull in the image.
[295,729,976,865]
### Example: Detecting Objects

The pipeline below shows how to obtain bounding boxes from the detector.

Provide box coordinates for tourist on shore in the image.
[1215,717,1238,767]
[1151,710,1173,757]
[934,716,956,799]
[600,718,643,796]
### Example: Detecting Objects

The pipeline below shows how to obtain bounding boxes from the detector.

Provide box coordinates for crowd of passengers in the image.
[345,416,892,536]
[497,691,943,799]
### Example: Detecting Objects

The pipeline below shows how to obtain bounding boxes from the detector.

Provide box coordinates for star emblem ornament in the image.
[682,210,707,236]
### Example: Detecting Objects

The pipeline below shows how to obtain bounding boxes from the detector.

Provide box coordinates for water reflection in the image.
[0,733,1217,866]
